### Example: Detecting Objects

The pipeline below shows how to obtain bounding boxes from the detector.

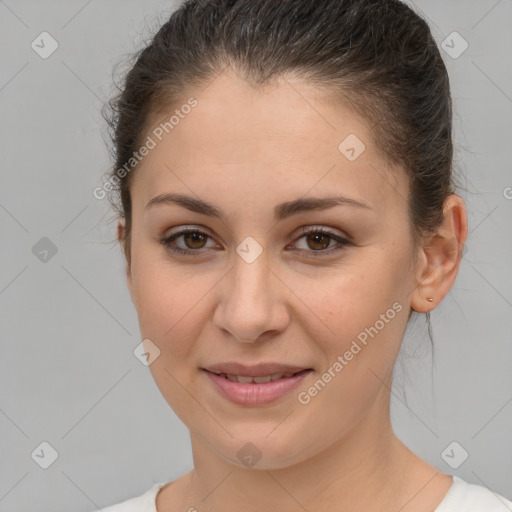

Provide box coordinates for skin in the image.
[117,69,467,512]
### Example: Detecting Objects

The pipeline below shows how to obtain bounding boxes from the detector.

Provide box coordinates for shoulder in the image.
[87,482,167,512]
[436,475,512,512]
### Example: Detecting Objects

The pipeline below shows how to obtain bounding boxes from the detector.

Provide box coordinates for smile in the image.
[209,371,301,383]
[202,368,313,406]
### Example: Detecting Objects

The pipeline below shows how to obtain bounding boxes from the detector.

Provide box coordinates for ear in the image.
[117,220,134,301]
[410,194,468,313]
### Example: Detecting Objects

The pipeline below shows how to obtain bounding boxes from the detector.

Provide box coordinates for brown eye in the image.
[161,226,350,258]
[161,228,215,256]
[182,231,208,249]
[305,232,332,251]
[292,227,351,257]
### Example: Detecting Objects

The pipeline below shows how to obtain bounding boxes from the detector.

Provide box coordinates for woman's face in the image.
[123,70,420,469]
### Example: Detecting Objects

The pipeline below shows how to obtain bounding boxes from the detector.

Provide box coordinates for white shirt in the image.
[95,475,512,512]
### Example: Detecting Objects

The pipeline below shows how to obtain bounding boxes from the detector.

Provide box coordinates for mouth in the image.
[204,369,308,383]
[201,363,313,406]
[202,361,312,377]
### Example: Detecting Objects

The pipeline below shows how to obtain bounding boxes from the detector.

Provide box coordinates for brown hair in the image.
[103,0,458,270]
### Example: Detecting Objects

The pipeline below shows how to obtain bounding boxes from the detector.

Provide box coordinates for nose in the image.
[212,249,290,343]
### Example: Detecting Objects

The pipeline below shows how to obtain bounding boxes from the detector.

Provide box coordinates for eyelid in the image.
[160,224,352,257]
[296,224,351,241]
[288,226,351,255]
[163,224,218,243]
[161,226,220,253]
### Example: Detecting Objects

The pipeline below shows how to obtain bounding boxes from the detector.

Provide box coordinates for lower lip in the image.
[202,369,312,406]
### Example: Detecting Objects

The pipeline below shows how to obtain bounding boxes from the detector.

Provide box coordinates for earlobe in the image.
[410,194,468,313]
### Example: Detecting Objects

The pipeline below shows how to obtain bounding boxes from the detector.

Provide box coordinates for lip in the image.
[203,362,310,377]
[202,367,313,406]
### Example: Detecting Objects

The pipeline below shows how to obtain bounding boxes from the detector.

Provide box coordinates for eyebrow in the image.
[145,192,372,221]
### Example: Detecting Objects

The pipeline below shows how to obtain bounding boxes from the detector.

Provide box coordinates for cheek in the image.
[292,269,408,440]
[307,257,408,370]
[130,256,207,360]
[131,262,211,417]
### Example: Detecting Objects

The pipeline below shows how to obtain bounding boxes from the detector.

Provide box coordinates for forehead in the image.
[132,70,408,218]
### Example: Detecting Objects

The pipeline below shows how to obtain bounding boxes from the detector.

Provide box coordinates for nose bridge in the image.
[215,241,286,342]
[234,246,268,300]
[232,244,272,313]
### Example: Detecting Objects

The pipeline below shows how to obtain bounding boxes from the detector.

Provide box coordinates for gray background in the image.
[0,0,511,510]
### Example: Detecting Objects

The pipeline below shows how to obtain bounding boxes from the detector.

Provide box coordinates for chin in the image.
[208,426,318,471]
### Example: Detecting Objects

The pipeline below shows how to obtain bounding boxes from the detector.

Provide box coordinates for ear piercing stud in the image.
[427,297,434,302]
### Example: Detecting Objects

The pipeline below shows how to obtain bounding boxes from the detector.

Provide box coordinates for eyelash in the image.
[160,226,351,258]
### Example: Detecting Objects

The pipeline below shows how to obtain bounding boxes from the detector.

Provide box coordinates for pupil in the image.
[186,232,206,248]
[309,233,329,250]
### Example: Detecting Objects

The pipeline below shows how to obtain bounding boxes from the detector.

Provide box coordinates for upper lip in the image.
[202,362,311,377]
